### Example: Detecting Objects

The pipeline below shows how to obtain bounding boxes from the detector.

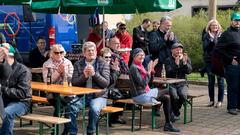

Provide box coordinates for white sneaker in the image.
[215,102,222,108]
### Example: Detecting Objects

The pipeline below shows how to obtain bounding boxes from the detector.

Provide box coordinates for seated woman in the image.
[129,48,180,132]
[42,44,81,135]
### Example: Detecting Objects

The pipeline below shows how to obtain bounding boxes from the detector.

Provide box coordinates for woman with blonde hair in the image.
[203,19,225,108]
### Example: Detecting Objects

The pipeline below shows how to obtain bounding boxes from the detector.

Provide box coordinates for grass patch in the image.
[187,72,208,82]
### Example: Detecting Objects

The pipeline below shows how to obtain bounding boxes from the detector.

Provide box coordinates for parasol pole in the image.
[102,6,105,48]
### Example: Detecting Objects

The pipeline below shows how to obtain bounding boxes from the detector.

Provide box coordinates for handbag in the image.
[108,88,129,99]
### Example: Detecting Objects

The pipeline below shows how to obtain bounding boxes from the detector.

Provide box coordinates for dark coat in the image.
[1,60,32,107]
[132,25,150,54]
[165,56,192,85]
[149,29,177,63]
[29,47,48,68]
[72,57,110,98]
[215,26,240,66]
[202,32,221,63]
[129,64,151,97]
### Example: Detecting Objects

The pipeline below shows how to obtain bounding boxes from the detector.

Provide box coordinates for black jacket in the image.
[129,64,151,97]
[215,26,240,65]
[1,61,32,107]
[149,29,177,62]
[132,25,150,54]
[202,32,221,63]
[165,56,192,85]
[29,47,48,68]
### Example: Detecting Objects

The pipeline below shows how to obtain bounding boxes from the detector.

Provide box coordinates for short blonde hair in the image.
[82,41,96,53]
[99,47,112,57]
[50,44,66,57]
[205,19,222,33]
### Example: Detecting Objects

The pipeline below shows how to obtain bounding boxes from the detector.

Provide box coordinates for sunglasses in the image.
[104,56,112,59]
[54,51,64,55]
[120,27,126,30]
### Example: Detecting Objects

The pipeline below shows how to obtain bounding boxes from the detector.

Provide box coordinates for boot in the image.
[163,122,180,132]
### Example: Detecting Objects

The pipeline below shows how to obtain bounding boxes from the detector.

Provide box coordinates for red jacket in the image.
[87,32,103,55]
[115,31,133,65]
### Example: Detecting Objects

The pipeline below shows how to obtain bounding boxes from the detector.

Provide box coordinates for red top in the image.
[115,31,133,65]
[87,32,103,55]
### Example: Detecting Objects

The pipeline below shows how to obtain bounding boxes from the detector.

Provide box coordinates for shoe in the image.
[198,68,205,77]
[163,122,180,132]
[215,102,222,108]
[87,132,93,135]
[112,118,126,124]
[228,109,238,115]
[155,108,161,117]
[170,113,180,123]
[206,101,214,107]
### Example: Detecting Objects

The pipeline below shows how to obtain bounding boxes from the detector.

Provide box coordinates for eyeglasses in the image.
[119,27,126,30]
[104,56,112,59]
[54,51,64,55]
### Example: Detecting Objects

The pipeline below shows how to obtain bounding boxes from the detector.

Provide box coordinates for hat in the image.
[0,43,15,56]
[171,43,183,50]
[231,12,240,21]
[132,48,144,58]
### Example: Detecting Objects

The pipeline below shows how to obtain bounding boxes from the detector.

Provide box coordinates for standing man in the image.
[115,23,133,65]
[29,36,49,68]
[72,41,110,135]
[132,18,151,55]
[149,16,178,64]
[215,12,240,115]
[0,43,32,135]
[165,43,192,119]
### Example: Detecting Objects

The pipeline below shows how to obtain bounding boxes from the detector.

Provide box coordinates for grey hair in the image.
[82,41,96,53]
[160,16,172,24]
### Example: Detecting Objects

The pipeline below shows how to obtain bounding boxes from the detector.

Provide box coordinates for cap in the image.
[231,12,240,21]
[132,48,144,58]
[171,43,183,50]
[0,43,15,56]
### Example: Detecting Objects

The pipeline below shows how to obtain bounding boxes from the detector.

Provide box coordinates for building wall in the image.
[164,0,236,16]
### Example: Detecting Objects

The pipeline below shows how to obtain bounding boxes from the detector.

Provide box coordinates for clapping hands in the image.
[147,59,158,75]
[84,64,95,78]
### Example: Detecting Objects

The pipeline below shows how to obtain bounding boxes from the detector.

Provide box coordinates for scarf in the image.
[133,60,150,92]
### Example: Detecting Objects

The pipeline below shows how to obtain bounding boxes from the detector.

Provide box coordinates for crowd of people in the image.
[1,12,240,135]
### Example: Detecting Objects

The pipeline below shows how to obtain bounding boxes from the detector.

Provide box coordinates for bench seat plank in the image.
[32,96,49,104]
[20,114,70,124]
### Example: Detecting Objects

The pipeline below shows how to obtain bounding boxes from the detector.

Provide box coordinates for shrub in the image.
[126,10,234,71]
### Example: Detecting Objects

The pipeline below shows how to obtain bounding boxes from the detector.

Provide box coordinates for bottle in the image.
[47,68,52,85]
[63,74,68,88]
[162,64,166,79]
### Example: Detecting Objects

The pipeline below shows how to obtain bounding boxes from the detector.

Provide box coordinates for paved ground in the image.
[5,84,240,135]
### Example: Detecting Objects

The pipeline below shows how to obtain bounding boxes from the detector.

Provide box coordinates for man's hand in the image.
[111,59,120,71]
[0,47,8,62]
[232,56,238,65]
[85,64,95,77]
[182,53,188,65]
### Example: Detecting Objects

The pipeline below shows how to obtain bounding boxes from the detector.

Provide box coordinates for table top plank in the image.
[31,81,102,95]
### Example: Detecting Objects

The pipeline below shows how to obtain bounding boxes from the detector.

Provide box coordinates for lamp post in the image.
[209,0,217,20]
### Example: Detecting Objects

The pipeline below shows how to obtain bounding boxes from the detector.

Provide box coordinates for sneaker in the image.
[228,109,238,115]
[163,122,180,132]
[206,101,214,107]
[215,102,222,108]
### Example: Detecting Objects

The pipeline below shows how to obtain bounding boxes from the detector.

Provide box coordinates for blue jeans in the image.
[0,102,29,135]
[132,88,159,104]
[63,96,83,134]
[225,65,240,110]
[85,95,107,134]
[206,63,225,102]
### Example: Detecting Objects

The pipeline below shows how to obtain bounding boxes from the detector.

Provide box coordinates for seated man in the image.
[72,41,110,135]
[164,43,192,119]
[0,43,32,135]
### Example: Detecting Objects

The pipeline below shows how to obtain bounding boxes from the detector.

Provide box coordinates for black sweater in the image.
[215,26,240,65]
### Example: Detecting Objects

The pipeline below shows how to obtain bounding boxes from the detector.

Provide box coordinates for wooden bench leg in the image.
[184,101,187,124]
[152,106,156,130]
[131,105,136,132]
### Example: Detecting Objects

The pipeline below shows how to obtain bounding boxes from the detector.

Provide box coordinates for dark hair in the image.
[37,36,45,42]
[119,23,126,28]
[142,18,151,24]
